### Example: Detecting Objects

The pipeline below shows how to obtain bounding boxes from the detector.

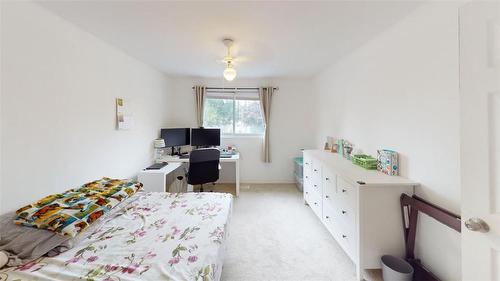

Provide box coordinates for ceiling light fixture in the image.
[222,39,237,81]
[223,62,237,81]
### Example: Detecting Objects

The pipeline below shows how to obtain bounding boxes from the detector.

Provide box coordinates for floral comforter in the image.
[0,192,233,281]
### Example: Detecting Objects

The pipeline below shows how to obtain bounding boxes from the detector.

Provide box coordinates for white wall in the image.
[313,3,461,280]
[0,2,173,213]
[0,3,3,213]
[169,77,315,183]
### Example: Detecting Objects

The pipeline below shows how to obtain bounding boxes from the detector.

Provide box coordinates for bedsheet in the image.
[0,192,233,281]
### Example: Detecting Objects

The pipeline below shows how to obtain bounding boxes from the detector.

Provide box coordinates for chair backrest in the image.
[187,148,220,185]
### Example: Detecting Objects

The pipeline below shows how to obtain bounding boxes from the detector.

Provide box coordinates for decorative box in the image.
[352,154,378,170]
[377,149,399,176]
[337,139,344,156]
[343,140,353,160]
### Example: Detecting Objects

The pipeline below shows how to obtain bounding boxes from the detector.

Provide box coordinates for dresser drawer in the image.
[336,177,356,235]
[311,177,322,197]
[312,158,322,173]
[337,220,357,261]
[303,171,312,191]
[337,177,356,208]
[322,192,337,214]
[312,176,322,193]
[322,179,340,217]
[322,169,337,203]
[338,202,356,234]
[304,185,310,200]
[311,156,321,172]
[303,154,313,177]
[309,193,322,219]
[304,182,317,205]
[322,202,337,234]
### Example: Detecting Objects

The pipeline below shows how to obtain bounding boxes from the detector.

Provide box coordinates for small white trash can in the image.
[381,255,414,281]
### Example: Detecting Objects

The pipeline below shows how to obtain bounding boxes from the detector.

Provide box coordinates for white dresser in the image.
[303,150,418,280]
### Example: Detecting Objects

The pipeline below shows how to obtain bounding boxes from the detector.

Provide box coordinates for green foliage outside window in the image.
[203,96,264,135]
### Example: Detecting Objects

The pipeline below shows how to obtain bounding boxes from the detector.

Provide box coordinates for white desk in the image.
[161,153,240,196]
[137,162,182,192]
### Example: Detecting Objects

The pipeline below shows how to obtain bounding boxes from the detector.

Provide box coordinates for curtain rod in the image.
[192,87,279,91]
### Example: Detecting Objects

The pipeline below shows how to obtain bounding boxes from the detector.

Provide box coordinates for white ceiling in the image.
[39,1,423,78]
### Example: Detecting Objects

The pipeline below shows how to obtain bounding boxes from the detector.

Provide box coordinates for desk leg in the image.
[235,160,240,197]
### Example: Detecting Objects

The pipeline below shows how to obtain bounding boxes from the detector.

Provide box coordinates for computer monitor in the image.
[160,128,191,147]
[191,128,221,146]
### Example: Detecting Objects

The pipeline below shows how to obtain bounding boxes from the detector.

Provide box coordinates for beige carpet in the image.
[216,183,357,281]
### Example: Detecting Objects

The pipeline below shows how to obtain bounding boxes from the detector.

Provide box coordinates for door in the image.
[460,2,500,280]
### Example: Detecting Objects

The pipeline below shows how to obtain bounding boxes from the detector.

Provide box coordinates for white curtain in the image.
[194,86,206,127]
[259,87,274,163]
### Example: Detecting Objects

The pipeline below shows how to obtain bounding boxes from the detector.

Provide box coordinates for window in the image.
[203,90,264,136]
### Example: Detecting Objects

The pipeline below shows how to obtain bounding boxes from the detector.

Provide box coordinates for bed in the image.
[0,191,233,281]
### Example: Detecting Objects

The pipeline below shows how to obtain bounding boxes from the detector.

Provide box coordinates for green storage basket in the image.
[352,154,378,170]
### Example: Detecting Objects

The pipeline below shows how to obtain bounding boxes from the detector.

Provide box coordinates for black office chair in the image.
[187,148,220,192]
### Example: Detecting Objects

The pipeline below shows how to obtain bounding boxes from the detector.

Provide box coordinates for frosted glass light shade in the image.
[154,138,165,148]
[223,67,237,81]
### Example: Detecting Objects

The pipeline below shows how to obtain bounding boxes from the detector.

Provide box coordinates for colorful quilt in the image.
[0,192,233,281]
[14,178,142,237]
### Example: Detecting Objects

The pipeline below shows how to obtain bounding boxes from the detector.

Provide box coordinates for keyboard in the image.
[145,162,168,170]
[174,153,233,159]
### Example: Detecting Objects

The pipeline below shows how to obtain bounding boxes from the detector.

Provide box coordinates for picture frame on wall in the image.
[116,98,134,130]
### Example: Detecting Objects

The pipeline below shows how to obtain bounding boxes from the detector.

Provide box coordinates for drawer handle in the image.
[326,216,330,219]
[306,176,309,179]
[342,210,347,214]
[342,189,347,193]
[314,184,317,187]
[305,192,308,194]
[325,177,330,181]
[325,195,329,199]
[314,202,318,205]
[314,169,318,172]
[342,235,347,239]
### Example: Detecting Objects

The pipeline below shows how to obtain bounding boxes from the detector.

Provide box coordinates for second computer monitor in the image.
[191,128,221,146]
